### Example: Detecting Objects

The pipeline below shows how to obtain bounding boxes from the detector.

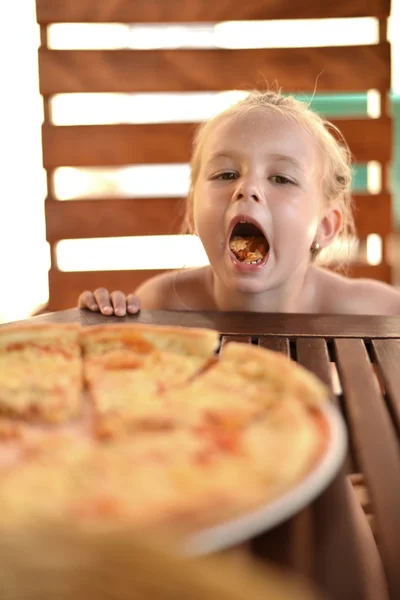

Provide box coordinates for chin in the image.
[225,275,272,295]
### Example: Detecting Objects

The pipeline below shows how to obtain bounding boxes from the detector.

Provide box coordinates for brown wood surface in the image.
[258,336,290,356]
[45,193,392,242]
[353,194,393,239]
[47,264,392,312]
[38,45,391,95]
[42,123,195,167]
[48,269,164,311]
[311,474,369,600]
[45,197,186,242]
[18,307,400,340]
[370,339,400,434]
[42,118,392,168]
[334,338,400,599]
[36,0,391,23]
[295,338,334,395]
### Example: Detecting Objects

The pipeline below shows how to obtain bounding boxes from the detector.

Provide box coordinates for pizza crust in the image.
[81,324,220,360]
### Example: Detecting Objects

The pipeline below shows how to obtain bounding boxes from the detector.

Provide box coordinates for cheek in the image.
[193,187,224,239]
[272,200,319,248]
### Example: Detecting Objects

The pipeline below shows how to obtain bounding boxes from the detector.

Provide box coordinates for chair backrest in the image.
[36,0,393,310]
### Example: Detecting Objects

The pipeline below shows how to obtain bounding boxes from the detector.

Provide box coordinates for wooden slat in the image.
[252,507,319,584]
[38,45,391,95]
[338,118,391,163]
[45,197,185,241]
[353,194,393,239]
[296,338,335,398]
[48,269,165,311]
[258,336,290,356]
[311,474,369,600]
[41,118,392,168]
[36,0,391,23]
[42,123,194,167]
[371,339,400,434]
[334,338,400,599]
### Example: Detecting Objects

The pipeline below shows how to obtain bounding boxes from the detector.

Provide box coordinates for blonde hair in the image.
[183,90,356,261]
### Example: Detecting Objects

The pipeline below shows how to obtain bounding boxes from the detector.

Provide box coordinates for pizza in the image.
[0,322,329,536]
[0,324,82,422]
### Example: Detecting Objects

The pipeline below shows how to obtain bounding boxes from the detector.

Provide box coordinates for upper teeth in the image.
[239,220,247,223]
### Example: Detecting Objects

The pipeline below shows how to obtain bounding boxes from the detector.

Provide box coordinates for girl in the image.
[78,91,400,317]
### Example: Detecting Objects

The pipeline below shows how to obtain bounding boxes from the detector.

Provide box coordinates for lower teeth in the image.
[246,259,262,264]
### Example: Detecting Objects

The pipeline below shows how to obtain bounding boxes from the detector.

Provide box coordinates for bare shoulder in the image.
[134,267,215,311]
[313,267,400,315]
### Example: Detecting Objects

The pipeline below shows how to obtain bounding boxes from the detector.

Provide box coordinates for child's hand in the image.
[78,288,140,316]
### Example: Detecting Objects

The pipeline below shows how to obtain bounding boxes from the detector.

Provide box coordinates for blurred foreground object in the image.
[0,523,321,600]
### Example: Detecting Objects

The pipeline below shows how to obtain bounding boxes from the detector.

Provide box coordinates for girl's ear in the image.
[316,205,343,249]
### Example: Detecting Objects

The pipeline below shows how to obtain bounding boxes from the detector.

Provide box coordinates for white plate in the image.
[184,402,347,556]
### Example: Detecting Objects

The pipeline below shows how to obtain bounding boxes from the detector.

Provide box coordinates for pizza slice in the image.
[0,324,83,423]
[159,342,328,453]
[219,342,327,407]
[82,325,220,438]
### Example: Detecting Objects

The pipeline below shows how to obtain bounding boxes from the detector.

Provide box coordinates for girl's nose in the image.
[233,180,262,203]
[235,191,260,202]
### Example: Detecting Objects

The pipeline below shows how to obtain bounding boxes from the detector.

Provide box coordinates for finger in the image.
[93,288,113,315]
[126,294,141,314]
[110,290,127,317]
[78,291,99,311]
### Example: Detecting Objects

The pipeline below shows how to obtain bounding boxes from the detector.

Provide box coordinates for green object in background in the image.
[352,164,368,192]
[293,92,368,117]
[392,94,400,227]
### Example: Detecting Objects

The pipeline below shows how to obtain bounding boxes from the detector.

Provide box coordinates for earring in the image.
[310,241,320,254]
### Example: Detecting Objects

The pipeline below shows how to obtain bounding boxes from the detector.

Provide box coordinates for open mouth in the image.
[228,220,270,264]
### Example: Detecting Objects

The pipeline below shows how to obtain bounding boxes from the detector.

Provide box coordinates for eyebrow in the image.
[268,153,305,171]
[207,151,241,163]
[206,151,304,171]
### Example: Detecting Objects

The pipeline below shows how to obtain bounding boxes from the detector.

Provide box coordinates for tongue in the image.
[229,236,268,263]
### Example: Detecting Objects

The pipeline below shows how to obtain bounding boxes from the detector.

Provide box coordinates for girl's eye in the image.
[270,175,294,185]
[213,171,238,181]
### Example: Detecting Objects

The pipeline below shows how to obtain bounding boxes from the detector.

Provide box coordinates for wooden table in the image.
[4,308,400,600]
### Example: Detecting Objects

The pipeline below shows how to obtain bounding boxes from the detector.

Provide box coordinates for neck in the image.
[209,265,314,313]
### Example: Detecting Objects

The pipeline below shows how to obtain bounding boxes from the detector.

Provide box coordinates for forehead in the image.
[201,108,319,169]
